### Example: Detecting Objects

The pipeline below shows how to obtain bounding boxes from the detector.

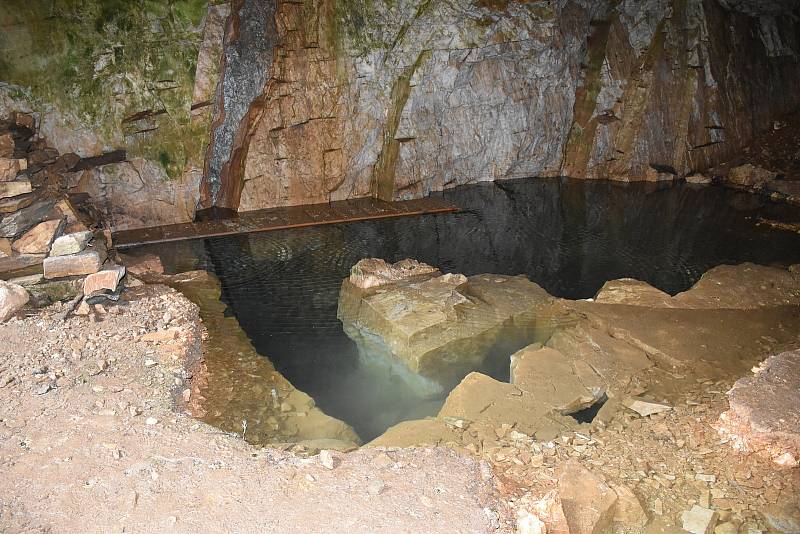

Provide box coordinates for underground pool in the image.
[128,177,800,443]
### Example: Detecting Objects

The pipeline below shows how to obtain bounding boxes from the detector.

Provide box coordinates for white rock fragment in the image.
[681,505,718,534]
[623,397,672,417]
[49,231,93,257]
[319,449,337,470]
[0,280,29,322]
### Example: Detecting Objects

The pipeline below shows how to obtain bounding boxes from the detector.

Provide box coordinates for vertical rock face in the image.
[0,0,226,229]
[200,0,277,209]
[203,0,800,212]
[562,0,800,181]
[231,0,593,210]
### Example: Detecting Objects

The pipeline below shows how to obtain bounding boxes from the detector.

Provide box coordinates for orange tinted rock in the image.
[11,219,62,255]
[0,134,14,159]
[559,461,617,534]
[83,266,125,295]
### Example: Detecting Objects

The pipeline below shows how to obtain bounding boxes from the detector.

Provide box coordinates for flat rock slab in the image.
[439,372,570,439]
[0,254,45,278]
[595,264,800,310]
[510,345,603,414]
[43,250,102,279]
[11,219,63,254]
[716,350,800,465]
[50,230,92,256]
[0,180,32,199]
[0,193,34,214]
[0,280,29,322]
[0,200,57,238]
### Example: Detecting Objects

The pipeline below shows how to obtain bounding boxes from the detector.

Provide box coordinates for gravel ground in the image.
[0,285,506,533]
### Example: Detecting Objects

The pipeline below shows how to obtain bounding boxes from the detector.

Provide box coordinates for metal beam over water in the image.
[113,196,459,249]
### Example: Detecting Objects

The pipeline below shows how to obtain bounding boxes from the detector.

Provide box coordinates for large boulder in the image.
[510,345,605,415]
[338,259,554,394]
[0,280,29,322]
[715,350,800,466]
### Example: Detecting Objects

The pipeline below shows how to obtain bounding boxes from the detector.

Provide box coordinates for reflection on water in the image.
[137,178,800,441]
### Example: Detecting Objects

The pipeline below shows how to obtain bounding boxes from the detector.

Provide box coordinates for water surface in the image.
[136,178,800,441]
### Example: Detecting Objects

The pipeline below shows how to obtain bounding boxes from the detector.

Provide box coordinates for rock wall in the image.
[0,0,229,230]
[2,0,799,225]
[206,0,800,212]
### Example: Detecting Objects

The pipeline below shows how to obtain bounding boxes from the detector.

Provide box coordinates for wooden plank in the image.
[114,196,459,249]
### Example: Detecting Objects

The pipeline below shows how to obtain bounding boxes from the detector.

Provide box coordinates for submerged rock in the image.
[726,164,777,190]
[338,259,554,394]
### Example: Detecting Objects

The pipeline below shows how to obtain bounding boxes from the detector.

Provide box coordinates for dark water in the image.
[138,178,800,440]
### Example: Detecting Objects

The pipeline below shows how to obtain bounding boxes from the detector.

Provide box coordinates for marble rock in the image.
[0,280,29,322]
[338,260,554,393]
[11,219,62,254]
[43,250,102,279]
[49,231,92,257]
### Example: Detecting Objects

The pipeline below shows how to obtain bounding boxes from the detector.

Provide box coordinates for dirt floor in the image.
[0,285,503,533]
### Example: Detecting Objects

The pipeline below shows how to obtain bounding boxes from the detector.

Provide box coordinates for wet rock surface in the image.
[338,259,554,394]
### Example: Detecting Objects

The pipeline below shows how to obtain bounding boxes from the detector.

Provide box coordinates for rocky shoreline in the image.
[1,256,799,532]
